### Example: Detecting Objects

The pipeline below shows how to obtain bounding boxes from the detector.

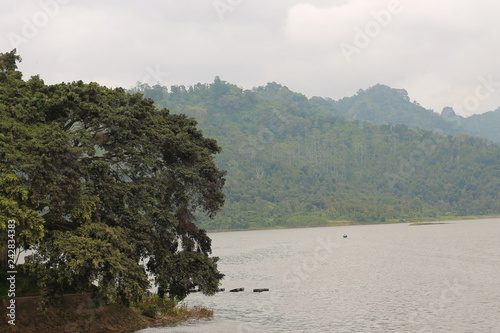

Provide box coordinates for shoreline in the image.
[206,215,500,233]
[0,294,212,333]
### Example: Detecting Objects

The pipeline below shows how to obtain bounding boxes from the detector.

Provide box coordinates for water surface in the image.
[136,218,500,332]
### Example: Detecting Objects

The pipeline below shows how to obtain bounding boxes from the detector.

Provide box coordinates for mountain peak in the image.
[441,106,457,117]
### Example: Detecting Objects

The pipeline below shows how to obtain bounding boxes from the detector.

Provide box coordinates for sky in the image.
[1,0,499,116]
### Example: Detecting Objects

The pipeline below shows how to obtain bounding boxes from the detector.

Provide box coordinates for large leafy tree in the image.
[0,50,225,304]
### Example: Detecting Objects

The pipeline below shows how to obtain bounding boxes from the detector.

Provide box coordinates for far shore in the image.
[205,215,500,233]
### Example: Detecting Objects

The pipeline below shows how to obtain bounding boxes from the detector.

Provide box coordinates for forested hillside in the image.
[317,84,500,143]
[461,108,500,143]
[131,78,500,229]
[331,84,462,135]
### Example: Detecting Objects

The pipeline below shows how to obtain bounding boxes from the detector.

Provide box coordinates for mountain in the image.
[328,84,463,135]
[129,78,500,230]
[314,84,500,144]
[460,108,500,143]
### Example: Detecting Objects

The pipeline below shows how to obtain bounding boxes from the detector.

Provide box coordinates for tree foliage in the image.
[132,78,500,230]
[0,50,225,304]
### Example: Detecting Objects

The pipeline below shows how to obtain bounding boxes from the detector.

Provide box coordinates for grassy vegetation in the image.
[134,295,213,326]
[208,214,500,232]
[409,222,448,226]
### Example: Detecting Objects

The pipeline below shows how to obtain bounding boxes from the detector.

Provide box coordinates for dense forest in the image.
[331,84,500,144]
[131,78,500,230]
[460,108,500,143]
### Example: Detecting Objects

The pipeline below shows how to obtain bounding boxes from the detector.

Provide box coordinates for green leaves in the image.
[0,50,225,305]
[0,49,21,73]
[153,251,223,300]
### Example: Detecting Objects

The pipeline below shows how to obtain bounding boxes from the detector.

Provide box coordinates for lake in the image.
[136,218,500,332]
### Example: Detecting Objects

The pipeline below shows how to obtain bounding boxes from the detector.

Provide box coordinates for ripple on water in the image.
[136,219,500,333]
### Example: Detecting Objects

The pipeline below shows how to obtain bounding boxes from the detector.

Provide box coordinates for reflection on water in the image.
[136,218,500,333]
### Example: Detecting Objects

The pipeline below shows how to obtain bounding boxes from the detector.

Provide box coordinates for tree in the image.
[0,50,225,304]
[0,49,45,271]
[0,49,21,73]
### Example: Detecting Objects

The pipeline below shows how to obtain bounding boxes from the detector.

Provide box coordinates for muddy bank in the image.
[0,294,211,333]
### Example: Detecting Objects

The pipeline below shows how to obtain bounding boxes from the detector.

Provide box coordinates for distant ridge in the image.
[135,80,500,143]
[332,84,461,134]
[129,78,500,229]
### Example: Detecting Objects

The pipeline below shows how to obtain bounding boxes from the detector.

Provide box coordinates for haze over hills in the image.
[312,84,500,143]
[131,78,500,229]
[458,108,500,143]
[320,84,463,135]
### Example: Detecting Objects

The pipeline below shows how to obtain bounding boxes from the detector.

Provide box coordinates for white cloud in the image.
[1,0,499,115]
[280,0,500,115]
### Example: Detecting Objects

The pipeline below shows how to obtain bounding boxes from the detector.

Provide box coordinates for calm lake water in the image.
[136,218,500,333]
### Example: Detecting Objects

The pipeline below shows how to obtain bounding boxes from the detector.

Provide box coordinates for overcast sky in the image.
[1,0,499,116]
